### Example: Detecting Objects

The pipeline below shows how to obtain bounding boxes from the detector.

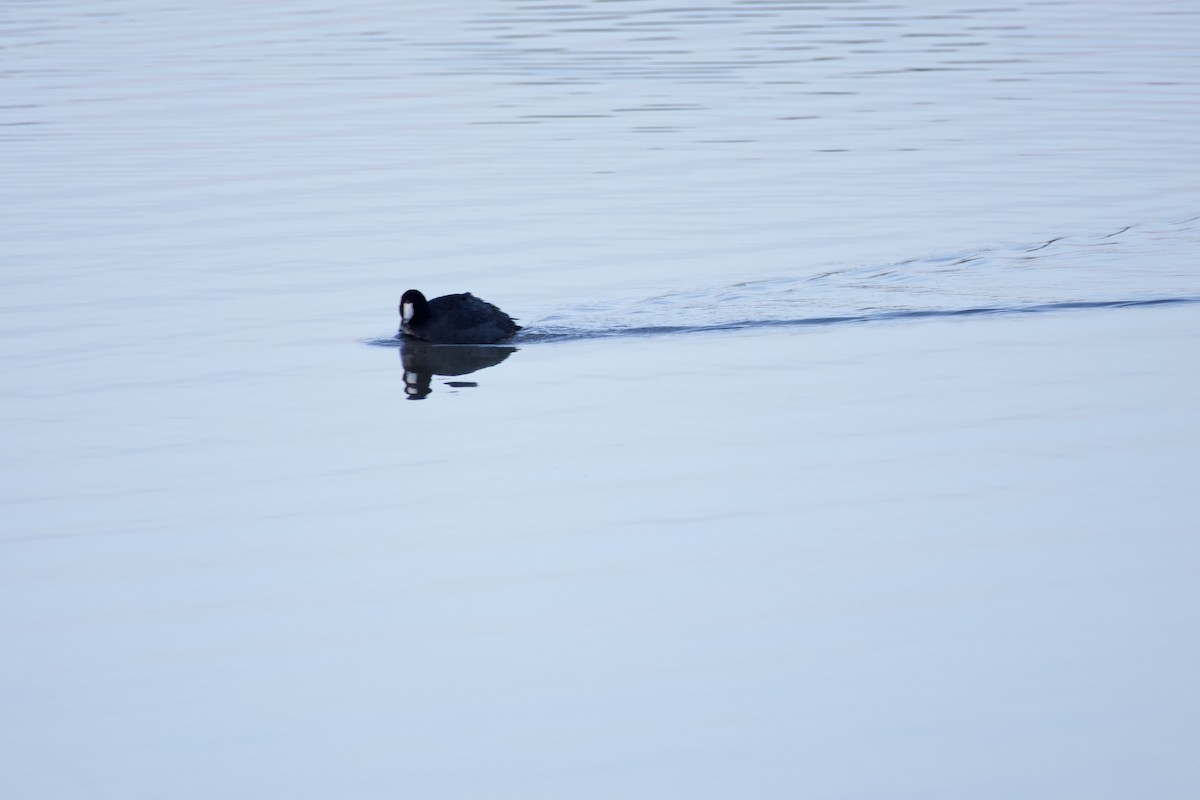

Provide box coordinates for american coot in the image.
[398,289,521,344]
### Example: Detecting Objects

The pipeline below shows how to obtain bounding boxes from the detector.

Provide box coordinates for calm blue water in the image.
[2,1,1199,797]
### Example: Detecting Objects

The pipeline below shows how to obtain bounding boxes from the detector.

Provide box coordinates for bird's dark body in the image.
[398,290,520,344]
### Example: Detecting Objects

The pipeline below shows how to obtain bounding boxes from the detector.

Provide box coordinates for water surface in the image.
[2,1,1199,798]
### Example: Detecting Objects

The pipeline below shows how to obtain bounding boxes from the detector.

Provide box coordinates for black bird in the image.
[398,289,521,344]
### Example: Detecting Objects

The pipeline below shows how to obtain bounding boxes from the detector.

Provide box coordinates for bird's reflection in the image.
[399,339,517,399]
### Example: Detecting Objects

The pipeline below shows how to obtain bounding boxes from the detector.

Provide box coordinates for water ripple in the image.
[506,217,1200,341]
[517,296,1200,342]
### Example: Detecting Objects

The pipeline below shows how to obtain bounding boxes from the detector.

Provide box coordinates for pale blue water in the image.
[2,1,1199,797]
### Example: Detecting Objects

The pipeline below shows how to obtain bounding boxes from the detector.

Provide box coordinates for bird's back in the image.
[421,293,520,344]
